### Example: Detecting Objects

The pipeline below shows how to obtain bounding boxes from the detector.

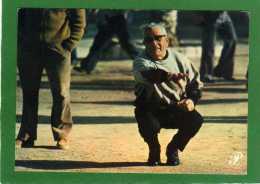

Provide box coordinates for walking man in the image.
[75,10,138,74]
[16,8,86,149]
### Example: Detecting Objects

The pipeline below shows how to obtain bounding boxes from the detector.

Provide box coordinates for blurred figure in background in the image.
[197,11,237,83]
[71,49,78,65]
[148,10,179,47]
[75,10,139,74]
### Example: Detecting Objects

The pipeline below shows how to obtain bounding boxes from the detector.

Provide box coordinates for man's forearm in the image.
[140,69,169,84]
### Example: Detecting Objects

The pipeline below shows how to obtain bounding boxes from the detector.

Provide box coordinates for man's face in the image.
[144,27,169,61]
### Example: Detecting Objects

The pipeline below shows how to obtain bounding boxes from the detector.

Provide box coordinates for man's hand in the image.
[169,73,188,90]
[170,73,188,83]
[177,99,195,111]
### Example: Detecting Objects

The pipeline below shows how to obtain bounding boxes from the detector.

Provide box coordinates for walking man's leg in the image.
[79,25,114,73]
[45,51,73,149]
[214,12,237,80]
[16,50,43,147]
[116,15,139,59]
[200,23,216,83]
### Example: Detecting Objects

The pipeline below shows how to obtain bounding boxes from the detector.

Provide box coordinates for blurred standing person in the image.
[16,9,86,149]
[198,11,237,83]
[75,10,139,74]
[149,10,179,47]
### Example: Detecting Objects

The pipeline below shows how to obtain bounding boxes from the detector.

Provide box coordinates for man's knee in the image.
[134,107,161,142]
[186,110,204,137]
[193,110,204,125]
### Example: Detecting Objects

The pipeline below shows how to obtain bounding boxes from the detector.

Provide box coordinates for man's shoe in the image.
[213,67,235,81]
[147,156,161,166]
[166,150,180,166]
[223,76,236,81]
[16,138,34,148]
[16,139,23,147]
[201,76,215,83]
[74,66,92,74]
[166,141,180,166]
[57,139,69,150]
[147,143,161,166]
[147,155,161,166]
[73,66,85,73]
[213,67,223,77]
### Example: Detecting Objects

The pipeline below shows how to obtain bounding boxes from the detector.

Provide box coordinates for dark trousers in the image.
[17,45,72,141]
[200,12,237,79]
[81,14,138,72]
[134,105,203,151]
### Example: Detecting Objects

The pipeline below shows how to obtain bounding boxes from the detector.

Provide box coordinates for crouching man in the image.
[133,23,204,166]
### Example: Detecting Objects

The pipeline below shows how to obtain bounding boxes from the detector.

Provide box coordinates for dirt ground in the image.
[15,44,248,174]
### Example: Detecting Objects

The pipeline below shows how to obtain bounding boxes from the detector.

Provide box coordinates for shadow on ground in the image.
[70,98,247,106]
[16,115,247,124]
[205,79,246,86]
[71,100,133,105]
[31,145,61,150]
[17,80,135,91]
[17,79,248,92]
[198,98,248,105]
[203,87,247,93]
[15,160,146,170]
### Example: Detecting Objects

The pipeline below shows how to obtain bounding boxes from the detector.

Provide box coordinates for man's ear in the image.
[165,37,169,47]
